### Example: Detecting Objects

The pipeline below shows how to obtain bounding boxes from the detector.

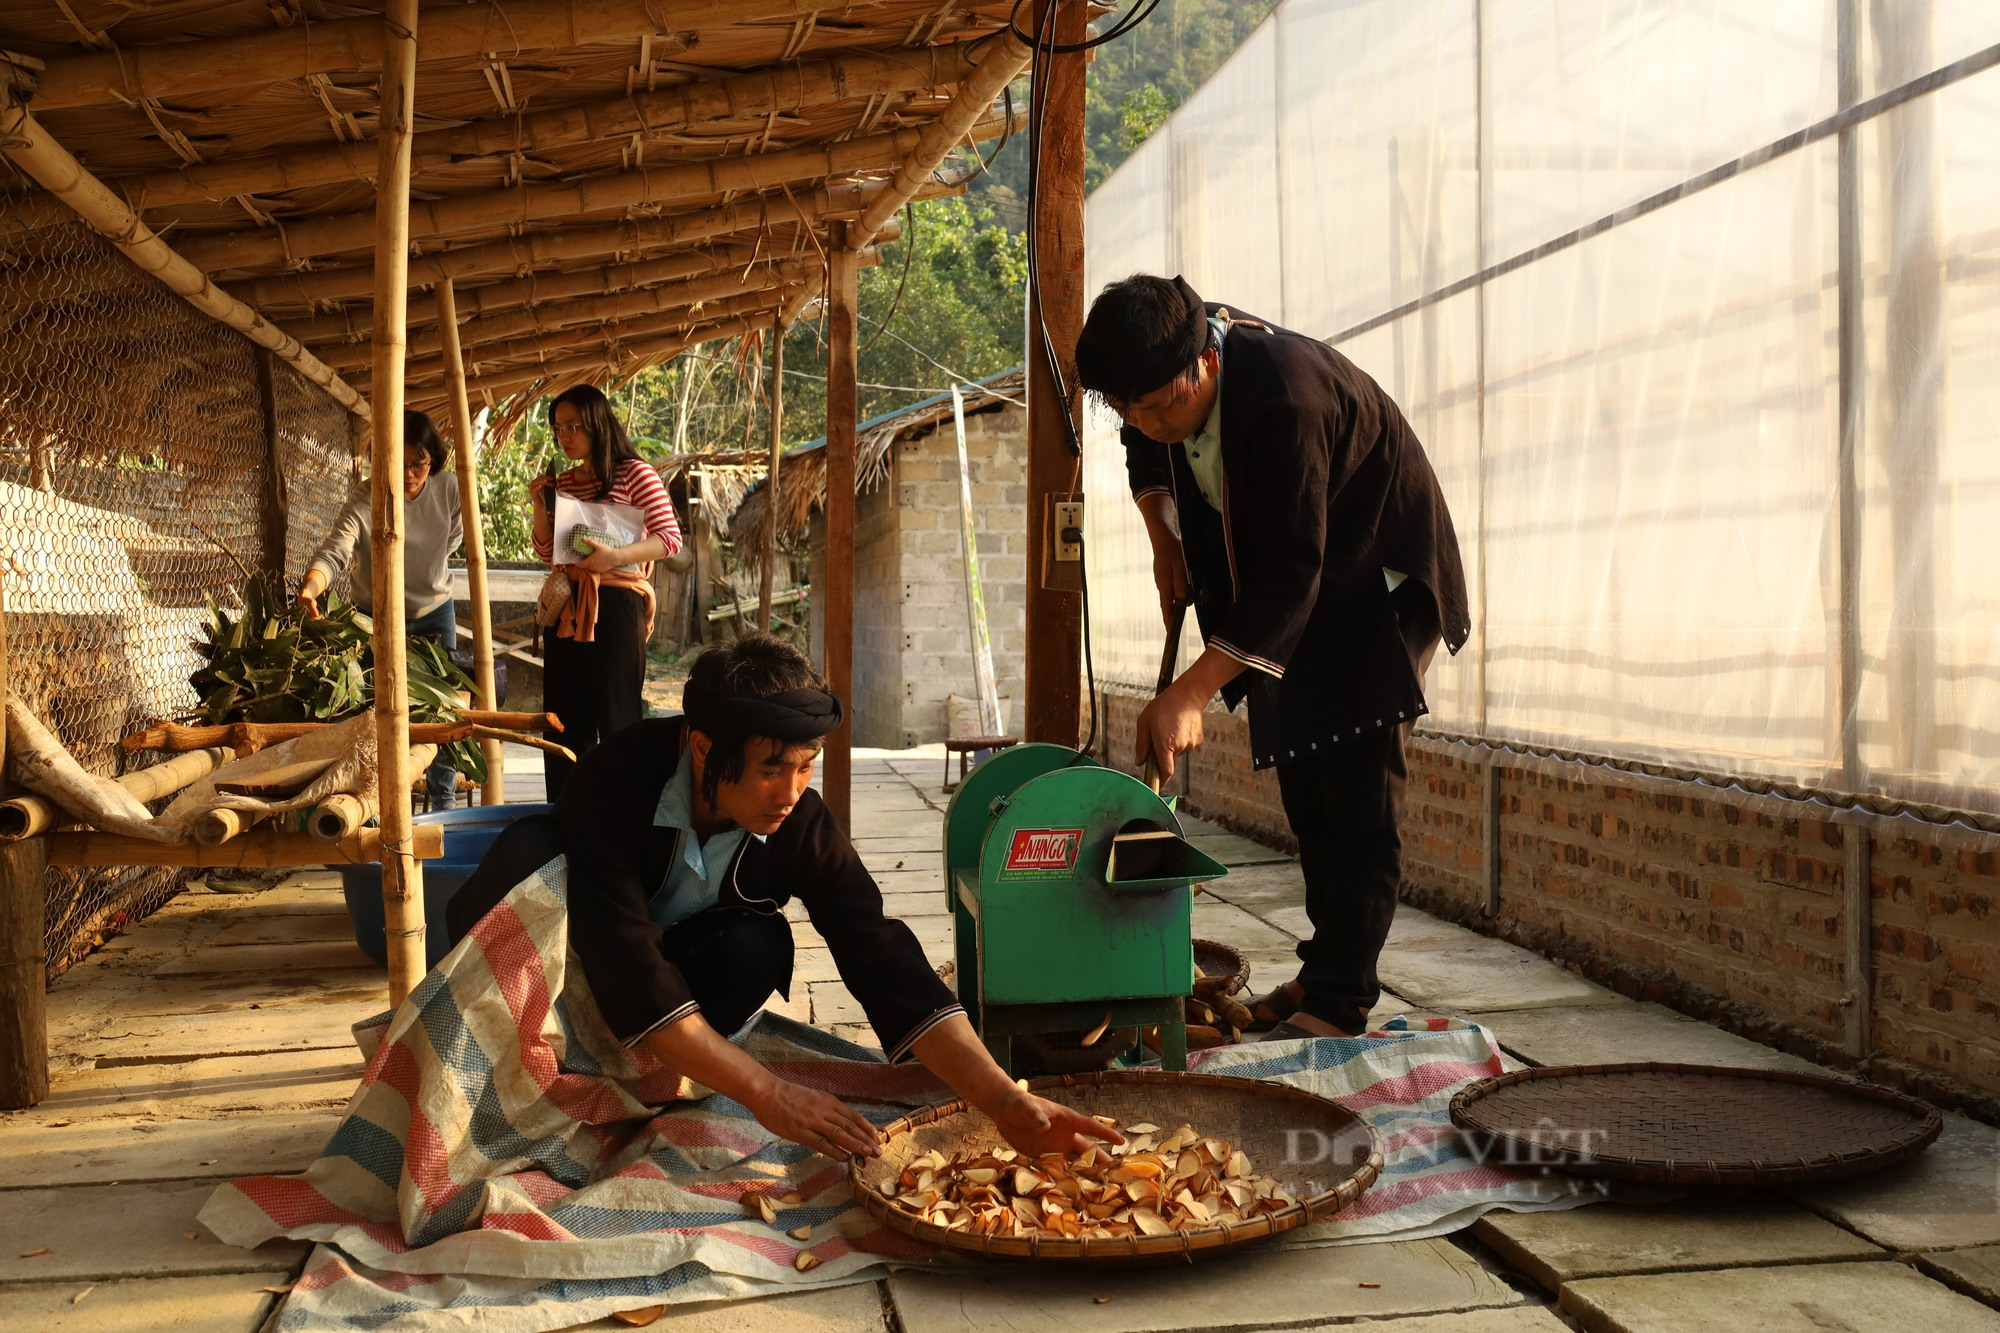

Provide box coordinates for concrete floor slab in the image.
[30,1047,364,1121]
[1260,1309,1572,1333]
[887,1237,1520,1333]
[1790,1113,2000,1251]
[1472,1198,1883,1291]
[1199,861,1307,909]
[557,1280,889,1332]
[0,1110,337,1185]
[0,1180,306,1282]
[150,939,377,978]
[1474,1001,1828,1074]
[880,891,949,919]
[1917,1243,2000,1306]
[1184,832,1294,867]
[1194,899,1300,952]
[0,1273,285,1333]
[1378,933,1616,1013]
[1560,1259,2000,1333]
[808,982,867,1026]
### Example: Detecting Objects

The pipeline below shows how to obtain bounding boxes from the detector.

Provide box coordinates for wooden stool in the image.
[943,735,1019,794]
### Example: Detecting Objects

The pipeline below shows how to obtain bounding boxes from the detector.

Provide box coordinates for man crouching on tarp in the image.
[448,631,1116,1163]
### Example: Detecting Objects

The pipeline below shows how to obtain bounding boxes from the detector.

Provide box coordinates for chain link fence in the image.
[0,199,358,977]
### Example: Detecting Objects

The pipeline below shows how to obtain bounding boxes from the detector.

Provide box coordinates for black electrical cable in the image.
[1016,0,1163,759]
[857,202,916,359]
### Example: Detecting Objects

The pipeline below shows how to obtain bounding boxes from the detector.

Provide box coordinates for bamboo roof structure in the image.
[0,1,1034,423]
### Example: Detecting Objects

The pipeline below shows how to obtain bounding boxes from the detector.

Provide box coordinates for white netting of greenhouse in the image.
[1081,0,2000,817]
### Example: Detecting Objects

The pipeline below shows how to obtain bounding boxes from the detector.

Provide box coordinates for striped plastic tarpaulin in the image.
[200,858,1599,1331]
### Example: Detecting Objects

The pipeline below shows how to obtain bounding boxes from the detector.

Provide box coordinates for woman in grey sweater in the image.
[298,409,464,810]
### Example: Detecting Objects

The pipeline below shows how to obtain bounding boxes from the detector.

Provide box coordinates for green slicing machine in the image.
[943,743,1228,1074]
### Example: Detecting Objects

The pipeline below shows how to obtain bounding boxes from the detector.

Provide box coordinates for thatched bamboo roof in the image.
[730,365,1022,549]
[0,2,1035,425]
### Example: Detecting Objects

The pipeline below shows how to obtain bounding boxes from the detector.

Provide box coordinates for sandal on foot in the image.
[1243,983,1302,1032]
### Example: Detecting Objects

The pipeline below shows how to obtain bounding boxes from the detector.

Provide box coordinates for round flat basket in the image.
[1449,1062,1942,1186]
[1193,939,1251,996]
[850,1069,1381,1261]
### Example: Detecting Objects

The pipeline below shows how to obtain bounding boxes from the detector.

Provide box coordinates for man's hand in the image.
[1135,680,1205,785]
[295,590,321,620]
[987,1086,1124,1158]
[746,1077,882,1160]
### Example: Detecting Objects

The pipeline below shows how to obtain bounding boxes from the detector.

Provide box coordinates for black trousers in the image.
[541,585,649,801]
[445,813,793,1038]
[1275,582,1441,1034]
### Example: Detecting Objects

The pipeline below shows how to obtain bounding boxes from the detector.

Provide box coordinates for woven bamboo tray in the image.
[1194,938,1251,996]
[850,1069,1381,1260]
[1449,1062,1942,1186]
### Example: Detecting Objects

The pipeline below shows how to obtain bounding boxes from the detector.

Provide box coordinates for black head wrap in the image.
[682,681,844,742]
[1074,274,1210,404]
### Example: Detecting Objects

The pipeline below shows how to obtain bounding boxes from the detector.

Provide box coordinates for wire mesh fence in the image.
[0,199,358,977]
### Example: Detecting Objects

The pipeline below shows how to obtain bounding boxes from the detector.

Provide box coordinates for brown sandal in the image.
[1243,982,1303,1032]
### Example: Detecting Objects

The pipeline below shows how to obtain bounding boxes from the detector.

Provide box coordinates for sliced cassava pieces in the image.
[883,1122,1299,1242]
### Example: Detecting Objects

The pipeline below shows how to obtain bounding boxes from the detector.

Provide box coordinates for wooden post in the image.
[0,560,48,1108]
[435,277,505,804]
[691,469,714,645]
[824,226,860,831]
[1023,0,1086,746]
[758,317,785,630]
[254,348,290,578]
[372,0,426,1007]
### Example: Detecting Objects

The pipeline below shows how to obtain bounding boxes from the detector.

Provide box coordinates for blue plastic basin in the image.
[334,802,551,969]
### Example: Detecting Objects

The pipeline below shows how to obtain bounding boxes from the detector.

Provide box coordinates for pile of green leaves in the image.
[189,573,484,781]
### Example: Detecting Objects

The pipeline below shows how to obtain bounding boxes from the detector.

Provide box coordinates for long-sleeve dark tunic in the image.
[1122,305,1471,769]
[554,716,961,1062]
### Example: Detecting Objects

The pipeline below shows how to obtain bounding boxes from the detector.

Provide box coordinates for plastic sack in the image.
[552,492,647,568]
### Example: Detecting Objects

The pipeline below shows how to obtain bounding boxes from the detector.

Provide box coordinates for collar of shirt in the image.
[650,747,766,928]
[1181,316,1230,512]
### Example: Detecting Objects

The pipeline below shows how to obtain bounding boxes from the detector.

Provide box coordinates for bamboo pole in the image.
[191,807,261,847]
[311,792,379,843]
[759,316,785,631]
[0,746,233,841]
[232,176,949,311]
[123,714,558,754]
[0,556,46,1109]
[436,277,505,805]
[282,244,758,345]
[0,88,370,418]
[426,308,786,408]
[384,289,805,388]
[778,33,1031,328]
[372,0,425,1007]
[32,0,852,109]
[823,224,859,832]
[315,254,849,368]
[115,43,987,208]
[178,110,1016,272]
[47,824,444,868]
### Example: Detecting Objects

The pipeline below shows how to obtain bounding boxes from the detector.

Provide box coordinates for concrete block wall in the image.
[848,481,902,745]
[878,407,1028,748]
[1099,681,2000,1117]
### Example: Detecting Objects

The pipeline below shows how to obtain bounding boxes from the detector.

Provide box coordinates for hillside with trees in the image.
[480,0,1278,560]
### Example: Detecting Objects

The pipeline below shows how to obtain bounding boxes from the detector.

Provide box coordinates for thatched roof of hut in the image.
[729,365,1022,549]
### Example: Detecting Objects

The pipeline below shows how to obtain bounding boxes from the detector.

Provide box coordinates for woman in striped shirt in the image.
[530,385,683,798]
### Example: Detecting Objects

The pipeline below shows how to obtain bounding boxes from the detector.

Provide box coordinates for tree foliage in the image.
[472,3,1274,559]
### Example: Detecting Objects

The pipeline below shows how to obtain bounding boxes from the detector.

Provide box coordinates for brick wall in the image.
[849,481,902,743]
[1099,681,2000,1117]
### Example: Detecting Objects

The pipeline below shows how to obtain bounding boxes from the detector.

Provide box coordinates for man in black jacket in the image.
[1074,275,1471,1040]
[450,633,1113,1160]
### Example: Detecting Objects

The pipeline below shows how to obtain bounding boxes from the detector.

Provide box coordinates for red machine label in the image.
[1003,827,1083,873]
